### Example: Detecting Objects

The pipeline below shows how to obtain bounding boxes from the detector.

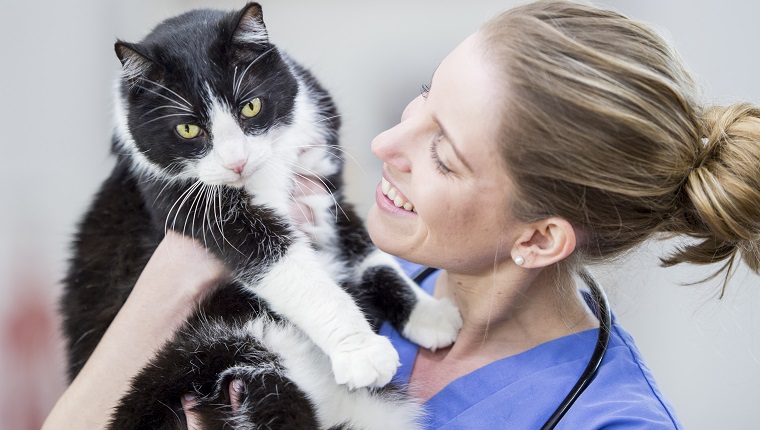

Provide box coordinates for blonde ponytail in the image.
[664,104,760,287]
[480,1,760,292]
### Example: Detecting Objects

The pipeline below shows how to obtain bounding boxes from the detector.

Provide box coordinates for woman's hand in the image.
[43,231,229,430]
[183,379,245,429]
[181,175,330,427]
[45,175,329,429]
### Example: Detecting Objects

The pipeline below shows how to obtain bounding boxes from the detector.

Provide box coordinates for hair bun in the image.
[666,103,760,280]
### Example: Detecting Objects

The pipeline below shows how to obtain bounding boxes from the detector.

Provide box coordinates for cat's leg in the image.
[251,316,423,430]
[157,181,399,390]
[244,238,400,389]
[357,250,463,351]
[302,191,463,351]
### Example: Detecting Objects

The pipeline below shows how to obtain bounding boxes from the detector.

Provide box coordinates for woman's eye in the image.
[241,97,262,118]
[430,137,452,174]
[175,123,201,139]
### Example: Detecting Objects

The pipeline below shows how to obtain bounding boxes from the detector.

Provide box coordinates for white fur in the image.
[120,55,150,87]
[246,240,400,390]
[358,250,463,351]
[247,317,423,429]
[115,60,403,391]
[232,17,269,47]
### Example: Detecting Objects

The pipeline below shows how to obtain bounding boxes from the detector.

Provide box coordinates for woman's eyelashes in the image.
[430,136,452,174]
[420,84,430,99]
[419,82,451,174]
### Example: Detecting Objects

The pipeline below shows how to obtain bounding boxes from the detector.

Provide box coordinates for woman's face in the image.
[367,34,519,276]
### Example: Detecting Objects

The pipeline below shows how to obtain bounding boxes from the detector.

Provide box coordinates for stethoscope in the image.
[411,267,612,430]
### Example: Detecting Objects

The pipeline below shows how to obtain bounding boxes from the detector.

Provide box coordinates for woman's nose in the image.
[371,123,413,173]
[370,96,426,173]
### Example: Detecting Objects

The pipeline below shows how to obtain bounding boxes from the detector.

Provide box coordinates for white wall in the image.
[1,1,757,428]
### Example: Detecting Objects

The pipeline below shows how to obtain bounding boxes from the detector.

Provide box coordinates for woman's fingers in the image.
[181,394,201,430]
[181,379,243,428]
[229,379,244,411]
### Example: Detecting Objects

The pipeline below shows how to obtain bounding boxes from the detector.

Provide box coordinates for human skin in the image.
[366,33,598,401]
[44,32,598,428]
[43,231,229,429]
[41,173,331,428]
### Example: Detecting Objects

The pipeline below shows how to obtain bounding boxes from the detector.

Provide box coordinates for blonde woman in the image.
[46,1,760,428]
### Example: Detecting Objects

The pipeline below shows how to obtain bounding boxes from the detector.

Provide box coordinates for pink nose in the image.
[226,161,247,175]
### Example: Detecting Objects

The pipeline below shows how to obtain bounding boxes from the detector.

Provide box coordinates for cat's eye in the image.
[241,97,262,118]
[176,124,201,139]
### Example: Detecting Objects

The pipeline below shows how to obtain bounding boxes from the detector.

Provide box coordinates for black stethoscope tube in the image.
[411,266,612,430]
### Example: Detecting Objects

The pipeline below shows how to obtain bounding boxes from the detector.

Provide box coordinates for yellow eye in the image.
[176,124,201,139]
[241,97,262,118]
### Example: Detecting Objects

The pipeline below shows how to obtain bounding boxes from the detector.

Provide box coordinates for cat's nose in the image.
[225,160,247,175]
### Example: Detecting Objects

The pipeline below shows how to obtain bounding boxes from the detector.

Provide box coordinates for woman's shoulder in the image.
[551,324,683,429]
[420,324,682,429]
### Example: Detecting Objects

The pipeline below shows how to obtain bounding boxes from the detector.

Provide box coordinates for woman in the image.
[45,0,760,428]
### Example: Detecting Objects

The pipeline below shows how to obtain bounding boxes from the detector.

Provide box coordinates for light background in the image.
[1,1,758,428]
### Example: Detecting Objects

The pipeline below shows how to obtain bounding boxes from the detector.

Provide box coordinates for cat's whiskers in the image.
[135,83,191,112]
[264,159,348,223]
[201,184,223,250]
[213,186,225,241]
[233,46,276,100]
[237,73,278,103]
[293,170,349,222]
[185,182,206,241]
[274,114,343,141]
[139,78,194,110]
[155,399,182,425]
[150,165,187,206]
[275,157,337,191]
[199,184,211,248]
[287,142,365,174]
[280,178,318,242]
[164,180,203,236]
[208,186,247,258]
[141,113,197,127]
[140,104,193,119]
[267,113,365,171]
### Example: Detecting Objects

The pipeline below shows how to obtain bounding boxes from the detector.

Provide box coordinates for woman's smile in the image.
[380,177,416,212]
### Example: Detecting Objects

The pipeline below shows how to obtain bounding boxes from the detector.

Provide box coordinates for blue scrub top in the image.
[379,260,683,429]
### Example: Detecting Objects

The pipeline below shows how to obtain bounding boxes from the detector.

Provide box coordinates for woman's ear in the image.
[510,218,576,268]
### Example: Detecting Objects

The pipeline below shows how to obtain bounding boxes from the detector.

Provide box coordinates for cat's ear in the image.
[115,42,160,87]
[231,3,269,47]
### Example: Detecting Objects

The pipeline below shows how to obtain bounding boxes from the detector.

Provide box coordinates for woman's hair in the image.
[481,0,760,289]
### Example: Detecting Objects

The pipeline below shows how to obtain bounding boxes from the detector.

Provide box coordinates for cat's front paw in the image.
[402,296,463,351]
[331,333,400,390]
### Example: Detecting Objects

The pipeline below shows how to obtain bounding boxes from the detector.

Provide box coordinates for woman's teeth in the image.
[381,177,415,212]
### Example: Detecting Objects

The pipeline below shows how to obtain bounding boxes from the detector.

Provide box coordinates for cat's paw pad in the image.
[402,296,462,351]
[331,333,400,390]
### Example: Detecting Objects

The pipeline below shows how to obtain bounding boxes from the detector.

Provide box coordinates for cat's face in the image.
[113,4,337,194]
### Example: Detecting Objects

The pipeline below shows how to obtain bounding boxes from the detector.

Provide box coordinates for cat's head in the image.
[113,3,340,192]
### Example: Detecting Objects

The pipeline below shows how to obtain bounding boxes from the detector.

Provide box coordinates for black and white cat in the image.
[60,3,462,429]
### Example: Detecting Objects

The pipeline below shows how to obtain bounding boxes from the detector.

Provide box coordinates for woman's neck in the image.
[437,265,596,358]
[410,264,598,401]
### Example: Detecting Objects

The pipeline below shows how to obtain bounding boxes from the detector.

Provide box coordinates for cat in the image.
[60,3,462,429]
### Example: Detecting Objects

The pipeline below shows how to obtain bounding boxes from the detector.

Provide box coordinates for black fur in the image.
[61,3,432,429]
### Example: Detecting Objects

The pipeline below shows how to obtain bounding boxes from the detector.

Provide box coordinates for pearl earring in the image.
[514,255,525,266]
